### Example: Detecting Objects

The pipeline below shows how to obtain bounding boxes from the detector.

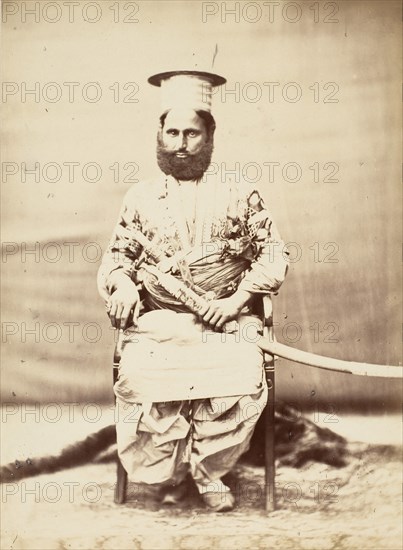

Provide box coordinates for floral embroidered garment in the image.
[98,173,289,401]
[98,174,288,304]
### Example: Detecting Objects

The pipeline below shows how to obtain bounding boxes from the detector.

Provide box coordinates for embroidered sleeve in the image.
[237,187,289,294]
[97,186,143,301]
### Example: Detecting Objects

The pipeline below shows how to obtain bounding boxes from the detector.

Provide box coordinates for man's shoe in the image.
[202,491,235,512]
[161,481,188,505]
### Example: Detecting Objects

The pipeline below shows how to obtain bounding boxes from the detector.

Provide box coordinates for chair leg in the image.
[264,363,276,512]
[114,456,128,504]
[113,361,127,504]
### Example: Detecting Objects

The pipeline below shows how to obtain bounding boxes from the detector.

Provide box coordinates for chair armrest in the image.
[113,332,125,385]
[113,332,125,364]
[262,295,274,334]
[262,295,276,366]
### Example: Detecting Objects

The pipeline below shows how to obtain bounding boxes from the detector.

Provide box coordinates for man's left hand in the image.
[200,289,253,332]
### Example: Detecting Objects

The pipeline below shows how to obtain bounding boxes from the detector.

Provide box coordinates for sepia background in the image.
[1,0,401,413]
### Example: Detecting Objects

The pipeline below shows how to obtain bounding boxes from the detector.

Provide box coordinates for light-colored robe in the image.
[98,173,289,489]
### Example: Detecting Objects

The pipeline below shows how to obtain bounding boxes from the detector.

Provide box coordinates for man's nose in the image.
[179,134,188,150]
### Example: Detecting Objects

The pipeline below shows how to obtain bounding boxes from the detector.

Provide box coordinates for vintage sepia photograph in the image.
[1,0,402,548]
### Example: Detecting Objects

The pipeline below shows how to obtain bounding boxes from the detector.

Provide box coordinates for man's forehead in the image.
[163,108,204,129]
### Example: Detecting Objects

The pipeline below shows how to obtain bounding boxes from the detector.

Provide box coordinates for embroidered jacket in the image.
[98,173,289,309]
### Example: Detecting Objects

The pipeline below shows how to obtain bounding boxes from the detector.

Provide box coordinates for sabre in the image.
[130,228,237,332]
[140,263,207,313]
[258,338,403,378]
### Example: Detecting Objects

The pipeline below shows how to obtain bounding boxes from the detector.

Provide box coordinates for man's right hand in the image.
[106,275,140,331]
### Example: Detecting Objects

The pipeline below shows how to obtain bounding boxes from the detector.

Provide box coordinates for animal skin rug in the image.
[0,404,348,483]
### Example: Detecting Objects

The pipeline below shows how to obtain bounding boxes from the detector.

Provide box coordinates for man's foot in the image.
[201,490,235,512]
[161,480,188,505]
[196,479,235,512]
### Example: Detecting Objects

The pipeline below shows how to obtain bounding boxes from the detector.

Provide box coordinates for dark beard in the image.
[156,135,214,181]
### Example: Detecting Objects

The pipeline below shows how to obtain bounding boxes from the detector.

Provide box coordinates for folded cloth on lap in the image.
[115,310,264,402]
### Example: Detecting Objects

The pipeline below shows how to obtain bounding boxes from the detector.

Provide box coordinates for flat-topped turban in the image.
[148,70,226,113]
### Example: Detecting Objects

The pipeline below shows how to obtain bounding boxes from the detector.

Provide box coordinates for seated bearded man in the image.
[98,103,289,512]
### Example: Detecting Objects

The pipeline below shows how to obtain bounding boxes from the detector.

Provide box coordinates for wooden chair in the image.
[112,294,276,512]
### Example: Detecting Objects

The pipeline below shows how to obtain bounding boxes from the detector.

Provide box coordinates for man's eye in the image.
[188,131,198,138]
[167,130,178,136]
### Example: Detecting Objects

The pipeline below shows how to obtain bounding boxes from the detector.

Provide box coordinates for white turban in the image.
[148,70,226,113]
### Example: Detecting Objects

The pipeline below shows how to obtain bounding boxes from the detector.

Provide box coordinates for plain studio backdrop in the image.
[1,0,401,416]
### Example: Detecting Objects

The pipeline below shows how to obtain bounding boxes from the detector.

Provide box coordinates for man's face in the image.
[161,109,208,155]
[157,109,214,181]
